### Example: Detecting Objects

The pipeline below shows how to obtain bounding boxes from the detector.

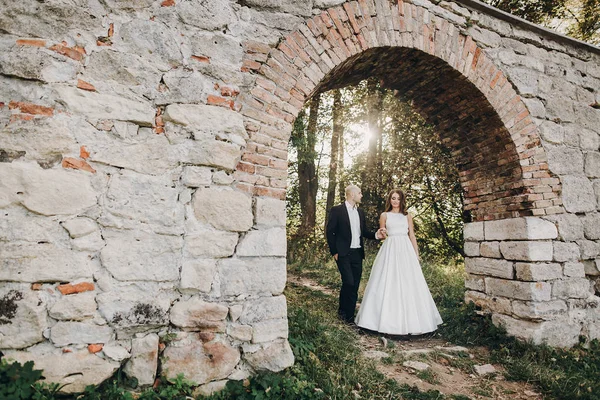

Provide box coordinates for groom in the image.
[326,185,385,324]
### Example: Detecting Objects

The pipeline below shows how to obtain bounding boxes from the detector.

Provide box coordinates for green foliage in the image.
[210,372,323,400]
[0,359,64,400]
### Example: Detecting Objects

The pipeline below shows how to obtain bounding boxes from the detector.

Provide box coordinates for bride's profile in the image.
[355,188,443,335]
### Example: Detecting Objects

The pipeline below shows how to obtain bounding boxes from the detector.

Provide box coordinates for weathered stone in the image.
[0,287,46,349]
[156,69,213,105]
[0,242,94,282]
[578,239,600,259]
[101,230,182,282]
[0,207,67,243]
[170,298,228,331]
[463,221,484,241]
[102,343,131,362]
[185,231,239,258]
[193,380,229,397]
[479,241,501,258]
[403,360,431,371]
[72,231,105,252]
[192,187,253,232]
[227,324,253,341]
[101,171,184,235]
[119,19,182,70]
[553,241,581,262]
[4,350,119,394]
[474,364,496,375]
[255,197,286,227]
[244,340,294,372]
[252,318,288,343]
[219,258,286,297]
[229,304,244,322]
[553,278,593,299]
[548,213,584,241]
[464,257,513,279]
[0,161,97,216]
[363,350,391,359]
[213,170,234,185]
[562,175,596,213]
[237,227,286,256]
[239,296,287,324]
[512,300,567,320]
[180,259,218,293]
[515,262,562,281]
[175,0,237,30]
[162,337,240,385]
[585,152,600,178]
[485,278,551,301]
[465,290,512,314]
[464,242,480,257]
[484,218,558,241]
[500,241,553,261]
[492,314,580,347]
[547,146,583,175]
[182,166,212,187]
[585,259,600,275]
[50,321,113,346]
[82,49,161,88]
[55,86,155,125]
[123,334,159,387]
[183,139,243,170]
[189,32,244,68]
[61,218,97,239]
[581,213,600,240]
[465,274,485,291]
[538,121,564,144]
[49,291,97,321]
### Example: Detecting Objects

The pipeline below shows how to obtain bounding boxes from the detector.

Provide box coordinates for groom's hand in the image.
[333,254,338,261]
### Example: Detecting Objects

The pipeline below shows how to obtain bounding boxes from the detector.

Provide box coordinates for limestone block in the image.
[465,274,485,291]
[538,121,564,144]
[585,152,600,178]
[500,241,553,261]
[156,69,213,105]
[480,241,501,258]
[170,297,229,331]
[219,258,286,297]
[0,162,97,216]
[194,380,229,397]
[239,296,287,325]
[463,221,484,240]
[562,175,596,213]
[464,291,512,314]
[464,257,513,279]
[228,324,253,341]
[241,0,313,16]
[123,334,159,387]
[101,171,184,234]
[49,291,97,321]
[164,104,246,144]
[61,218,98,239]
[229,305,243,322]
[492,314,580,347]
[553,241,581,262]
[237,227,286,257]
[522,97,545,118]
[252,319,288,343]
[4,350,119,394]
[119,19,182,69]
[484,217,557,241]
[102,343,131,362]
[255,197,286,227]
[82,49,161,88]
[55,86,154,126]
[184,231,239,258]
[0,242,94,282]
[189,32,244,68]
[547,146,583,175]
[511,300,567,320]
[162,337,240,385]
[505,66,539,95]
[578,239,600,259]
[547,213,584,241]
[213,171,234,185]
[192,187,253,232]
[96,285,172,332]
[485,278,551,301]
[464,242,480,257]
[553,278,593,299]
[515,262,562,281]
[581,213,600,239]
[579,127,600,150]
[315,0,346,6]
[585,259,600,275]
[183,139,243,170]
[72,231,105,252]
[174,0,236,30]
[182,166,212,187]
[50,321,113,346]
[0,287,46,349]
[244,340,294,372]
[101,230,182,282]
[0,207,68,243]
[180,259,218,293]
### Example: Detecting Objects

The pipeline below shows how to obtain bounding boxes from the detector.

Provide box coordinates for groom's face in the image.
[352,189,363,204]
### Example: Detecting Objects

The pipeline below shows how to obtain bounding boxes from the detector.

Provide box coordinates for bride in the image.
[355,189,443,335]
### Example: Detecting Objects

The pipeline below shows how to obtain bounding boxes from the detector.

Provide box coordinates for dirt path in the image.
[288,274,543,400]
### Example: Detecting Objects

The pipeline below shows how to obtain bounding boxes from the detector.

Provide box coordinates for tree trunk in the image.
[338,122,346,203]
[325,89,343,227]
[425,175,465,257]
[298,94,321,235]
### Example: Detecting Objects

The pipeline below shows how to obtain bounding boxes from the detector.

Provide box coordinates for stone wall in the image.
[0,0,599,393]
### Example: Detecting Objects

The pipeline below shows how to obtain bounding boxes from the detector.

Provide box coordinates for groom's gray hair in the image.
[345,184,360,198]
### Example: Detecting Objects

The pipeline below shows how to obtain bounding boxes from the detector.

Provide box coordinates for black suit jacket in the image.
[326,203,376,260]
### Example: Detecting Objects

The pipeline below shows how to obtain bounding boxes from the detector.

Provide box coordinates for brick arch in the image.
[235,0,562,222]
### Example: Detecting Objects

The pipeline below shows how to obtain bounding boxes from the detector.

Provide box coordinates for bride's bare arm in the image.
[407,214,420,259]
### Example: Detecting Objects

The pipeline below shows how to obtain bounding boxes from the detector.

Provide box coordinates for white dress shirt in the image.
[345,201,361,248]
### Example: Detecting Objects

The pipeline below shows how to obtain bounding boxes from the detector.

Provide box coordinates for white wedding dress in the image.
[355,212,443,334]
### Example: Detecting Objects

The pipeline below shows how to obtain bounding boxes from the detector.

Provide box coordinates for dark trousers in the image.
[336,248,363,322]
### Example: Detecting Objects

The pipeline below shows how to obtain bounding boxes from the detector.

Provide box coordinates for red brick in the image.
[242,152,270,166]
[77,79,96,92]
[108,23,114,38]
[243,40,271,54]
[220,85,239,97]
[269,159,288,169]
[207,95,234,109]
[161,0,175,6]
[8,101,54,116]
[191,55,210,63]
[57,282,95,295]
[16,38,46,47]
[80,146,90,159]
[236,161,256,174]
[88,344,103,354]
[31,283,42,290]
[49,44,84,61]
[62,157,96,173]
[254,186,285,200]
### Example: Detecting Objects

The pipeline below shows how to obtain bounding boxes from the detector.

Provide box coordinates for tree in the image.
[325,89,343,227]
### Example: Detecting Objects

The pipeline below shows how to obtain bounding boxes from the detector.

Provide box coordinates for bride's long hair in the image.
[384,189,408,215]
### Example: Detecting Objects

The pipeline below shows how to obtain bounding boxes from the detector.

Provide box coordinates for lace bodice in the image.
[385,212,408,236]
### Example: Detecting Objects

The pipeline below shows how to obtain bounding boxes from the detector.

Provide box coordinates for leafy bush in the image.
[0,359,62,400]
